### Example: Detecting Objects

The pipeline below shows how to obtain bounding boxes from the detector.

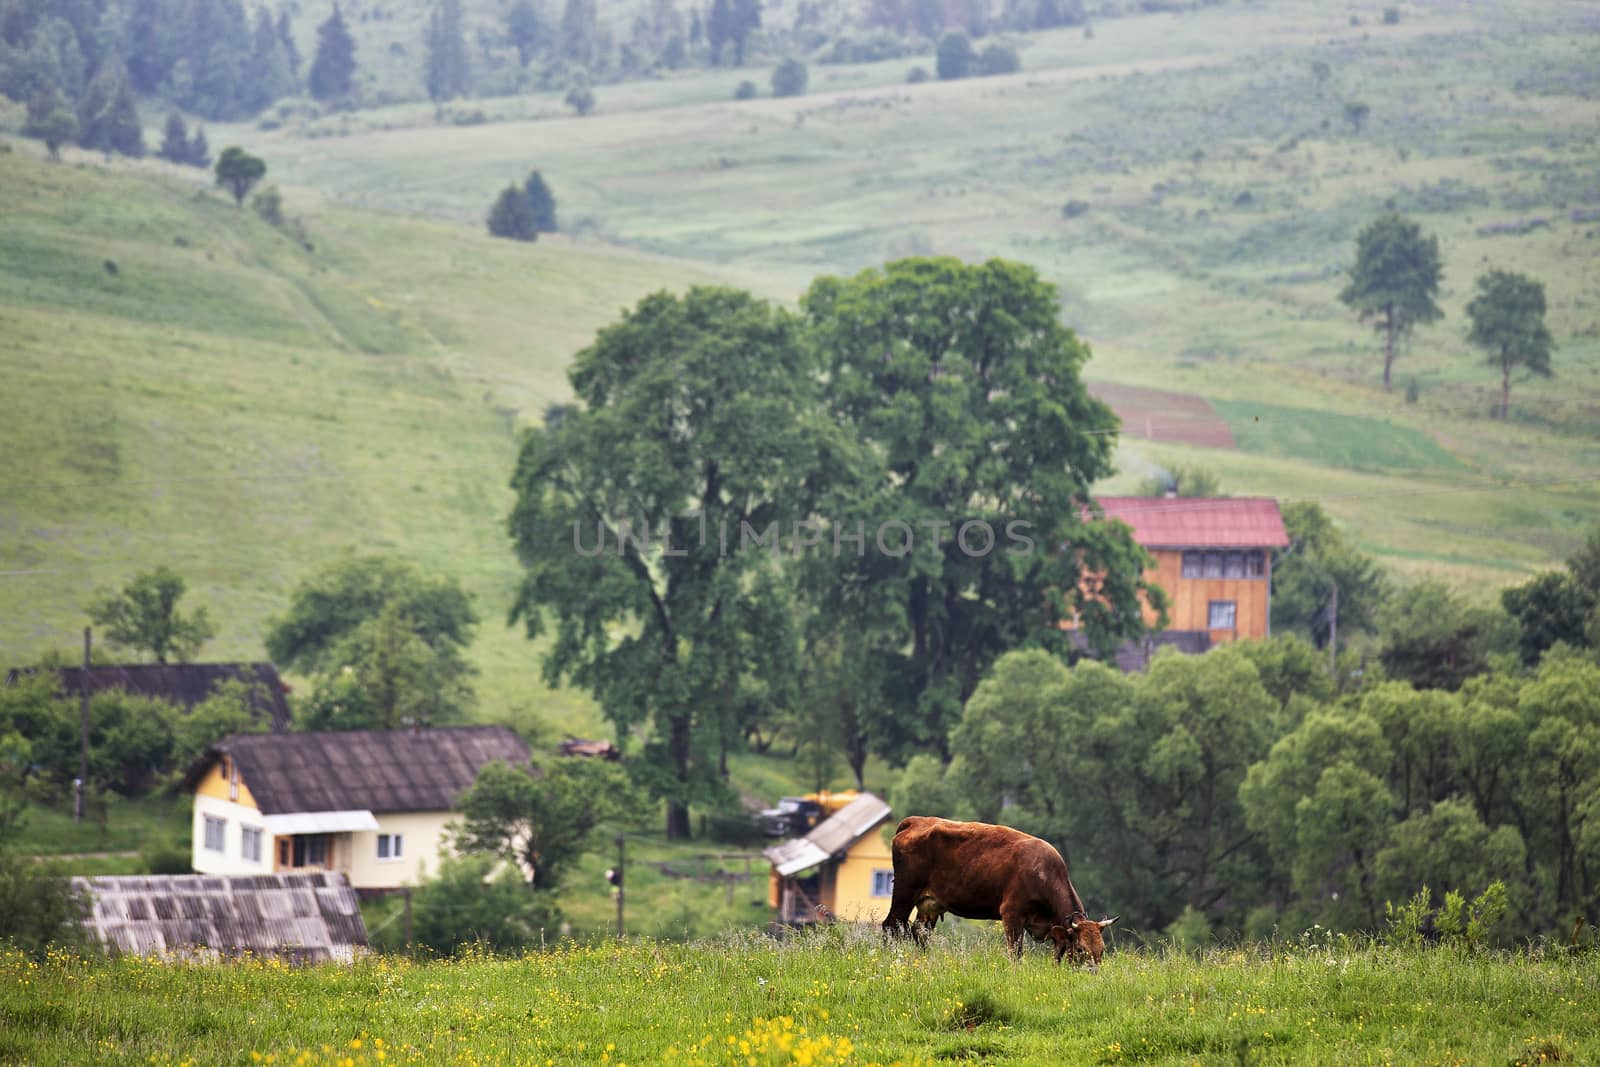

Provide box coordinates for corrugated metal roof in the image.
[72,872,368,963]
[764,792,891,877]
[1095,497,1290,549]
[181,725,531,814]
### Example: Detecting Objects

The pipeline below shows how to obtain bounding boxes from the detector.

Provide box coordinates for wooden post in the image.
[403,887,413,952]
[1328,580,1339,677]
[76,627,91,822]
[615,835,625,940]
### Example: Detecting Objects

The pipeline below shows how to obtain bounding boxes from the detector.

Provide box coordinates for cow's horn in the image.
[1097,916,1119,928]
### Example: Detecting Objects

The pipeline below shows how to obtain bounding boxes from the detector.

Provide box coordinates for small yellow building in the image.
[764,792,895,926]
[181,725,530,893]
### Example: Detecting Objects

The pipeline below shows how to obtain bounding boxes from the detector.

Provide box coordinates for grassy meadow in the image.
[3,934,1597,1065]
[0,145,747,733]
[226,0,1600,588]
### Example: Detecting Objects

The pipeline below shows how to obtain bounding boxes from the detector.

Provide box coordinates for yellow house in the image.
[764,792,895,926]
[180,726,530,893]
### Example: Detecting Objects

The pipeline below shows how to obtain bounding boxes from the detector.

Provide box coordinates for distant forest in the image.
[1,0,1089,154]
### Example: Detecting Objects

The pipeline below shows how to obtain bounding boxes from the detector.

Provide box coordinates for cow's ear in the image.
[1097,916,1118,929]
[1048,925,1070,946]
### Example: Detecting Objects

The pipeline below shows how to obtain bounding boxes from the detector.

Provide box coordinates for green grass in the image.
[218,0,1600,590]
[1212,399,1467,474]
[3,937,1597,1065]
[0,147,744,736]
[12,794,190,858]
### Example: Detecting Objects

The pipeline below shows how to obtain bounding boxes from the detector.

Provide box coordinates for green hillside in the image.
[225,0,1600,587]
[0,146,734,731]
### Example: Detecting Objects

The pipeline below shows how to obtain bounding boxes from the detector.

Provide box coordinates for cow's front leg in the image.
[1000,912,1027,960]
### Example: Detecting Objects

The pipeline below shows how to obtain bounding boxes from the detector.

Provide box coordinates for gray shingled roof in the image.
[5,663,293,732]
[72,872,367,963]
[182,725,531,814]
[764,793,892,877]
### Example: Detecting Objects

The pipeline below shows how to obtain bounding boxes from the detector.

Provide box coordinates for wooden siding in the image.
[194,758,258,810]
[1145,549,1273,642]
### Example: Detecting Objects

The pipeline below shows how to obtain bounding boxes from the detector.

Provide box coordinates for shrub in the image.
[1061,199,1089,218]
[733,80,757,100]
[907,66,929,83]
[1382,6,1400,24]
[977,42,1019,76]
[771,58,808,98]
[936,31,975,79]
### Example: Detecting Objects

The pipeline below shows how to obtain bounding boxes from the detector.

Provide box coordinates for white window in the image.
[871,869,894,897]
[241,826,263,863]
[1208,600,1237,630]
[377,833,404,861]
[1181,551,1203,578]
[203,815,226,853]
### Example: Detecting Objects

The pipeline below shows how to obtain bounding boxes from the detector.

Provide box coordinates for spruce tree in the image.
[77,57,145,157]
[487,184,537,241]
[181,0,253,119]
[506,0,542,67]
[424,0,470,103]
[247,6,296,112]
[308,3,356,101]
[277,11,301,75]
[188,125,211,167]
[523,170,558,233]
[159,109,191,162]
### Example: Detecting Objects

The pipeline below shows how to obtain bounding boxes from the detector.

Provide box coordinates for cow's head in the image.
[1049,915,1118,970]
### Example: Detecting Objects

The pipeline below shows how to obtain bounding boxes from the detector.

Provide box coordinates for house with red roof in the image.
[1076,496,1291,669]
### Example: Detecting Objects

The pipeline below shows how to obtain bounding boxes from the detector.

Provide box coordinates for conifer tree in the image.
[77,57,145,157]
[24,86,78,160]
[487,184,537,241]
[276,11,301,75]
[159,109,191,162]
[188,125,211,167]
[424,0,470,102]
[523,170,558,233]
[181,0,253,119]
[506,0,542,67]
[247,6,296,111]
[308,3,356,101]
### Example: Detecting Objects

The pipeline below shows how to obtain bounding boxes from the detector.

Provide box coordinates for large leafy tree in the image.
[454,758,645,889]
[1339,213,1443,391]
[265,556,478,729]
[507,287,830,837]
[307,3,356,101]
[87,566,215,664]
[213,145,266,205]
[1467,269,1554,420]
[506,0,543,67]
[802,257,1160,763]
[1501,526,1600,665]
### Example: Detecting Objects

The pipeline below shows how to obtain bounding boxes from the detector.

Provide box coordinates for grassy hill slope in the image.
[230,0,1600,587]
[0,146,734,731]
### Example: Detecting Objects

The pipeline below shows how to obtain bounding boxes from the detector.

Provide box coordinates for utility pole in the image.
[1327,580,1339,677]
[615,835,625,940]
[403,887,414,952]
[75,626,91,822]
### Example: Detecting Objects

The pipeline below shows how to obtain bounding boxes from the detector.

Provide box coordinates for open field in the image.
[220,0,1600,589]
[3,937,1597,1065]
[0,146,750,734]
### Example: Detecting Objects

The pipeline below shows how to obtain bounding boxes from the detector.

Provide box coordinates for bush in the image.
[771,58,808,98]
[907,66,930,83]
[936,32,975,80]
[1061,199,1089,218]
[406,856,562,956]
[0,802,90,957]
[977,42,1020,76]
[1382,6,1400,24]
[733,80,757,100]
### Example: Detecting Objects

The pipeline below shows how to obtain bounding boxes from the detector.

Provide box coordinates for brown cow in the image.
[881,816,1117,968]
